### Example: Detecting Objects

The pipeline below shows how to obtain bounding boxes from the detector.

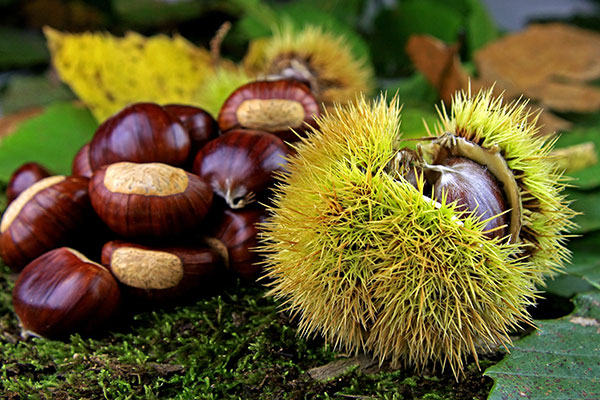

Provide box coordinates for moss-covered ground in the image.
[0,260,500,399]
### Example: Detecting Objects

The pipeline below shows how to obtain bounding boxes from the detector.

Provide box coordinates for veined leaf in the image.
[486,292,600,399]
[44,28,229,122]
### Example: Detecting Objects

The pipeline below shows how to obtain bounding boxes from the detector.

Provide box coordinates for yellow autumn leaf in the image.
[44,27,238,121]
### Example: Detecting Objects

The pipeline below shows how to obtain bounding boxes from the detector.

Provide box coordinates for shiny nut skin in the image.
[12,247,121,339]
[431,157,508,240]
[192,129,289,209]
[6,162,52,203]
[102,240,221,301]
[89,162,213,238]
[164,104,219,157]
[209,207,266,280]
[218,79,321,142]
[89,102,190,170]
[72,143,93,178]
[0,175,92,271]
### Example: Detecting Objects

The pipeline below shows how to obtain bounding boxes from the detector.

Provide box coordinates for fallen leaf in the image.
[405,35,471,105]
[44,27,228,121]
[475,23,600,114]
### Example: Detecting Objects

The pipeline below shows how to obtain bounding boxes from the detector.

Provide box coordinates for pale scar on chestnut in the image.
[66,248,108,270]
[103,162,189,196]
[110,247,184,289]
[236,99,305,131]
[1,175,66,233]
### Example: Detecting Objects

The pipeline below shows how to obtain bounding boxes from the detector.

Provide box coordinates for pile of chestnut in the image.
[0,78,322,339]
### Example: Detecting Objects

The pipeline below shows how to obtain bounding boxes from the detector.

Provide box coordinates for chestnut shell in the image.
[0,175,93,271]
[432,157,508,240]
[192,129,289,209]
[164,104,219,157]
[102,240,221,302]
[89,162,213,238]
[72,143,93,178]
[218,80,320,142]
[12,247,121,339]
[89,102,190,170]
[6,162,52,203]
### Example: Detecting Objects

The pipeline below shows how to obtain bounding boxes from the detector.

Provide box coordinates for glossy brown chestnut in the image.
[218,79,321,142]
[72,143,93,178]
[0,175,92,271]
[207,207,266,280]
[6,162,52,203]
[192,129,289,209]
[102,240,221,301]
[164,104,219,157]
[89,162,213,237]
[12,247,121,339]
[430,157,508,240]
[89,102,190,170]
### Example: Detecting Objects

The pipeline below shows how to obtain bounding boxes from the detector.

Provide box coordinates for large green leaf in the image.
[0,102,97,182]
[486,292,600,399]
[0,27,49,69]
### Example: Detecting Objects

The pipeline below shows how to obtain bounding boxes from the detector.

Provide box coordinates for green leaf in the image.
[555,126,600,190]
[0,102,97,182]
[545,232,600,297]
[1,74,75,115]
[0,27,49,69]
[367,0,463,77]
[464,0,499,54]
[566,188,600,234]
[485,292,600,400]
[383,73,439,109]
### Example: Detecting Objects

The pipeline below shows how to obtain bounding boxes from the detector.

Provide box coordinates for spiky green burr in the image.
[260,90,575,378]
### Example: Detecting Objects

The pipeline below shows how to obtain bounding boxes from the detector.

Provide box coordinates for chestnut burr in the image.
[89,162,213,238]
[0,175,93,271]
[192,129,289,209]
[88,102,190,170]
[218,79,321,142]
[12,247,121,339]
[6,162,52,203]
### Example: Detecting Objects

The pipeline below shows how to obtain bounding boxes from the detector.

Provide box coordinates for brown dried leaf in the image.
[475,23,600,113]
[405,35,471,105]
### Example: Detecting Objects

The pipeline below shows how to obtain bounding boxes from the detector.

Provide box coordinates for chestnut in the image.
[429,156,508,240]
[164,104,219,157]
[6,162,52,203]
[89,162,213,237]
[192,129,289,209]
[89,103,190,170]
[207,207,266,280]
[218,80,321,142]
[72,143,93,178]
[102,240,221,301]
[12,247,121,339]
[0,175,93,271]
